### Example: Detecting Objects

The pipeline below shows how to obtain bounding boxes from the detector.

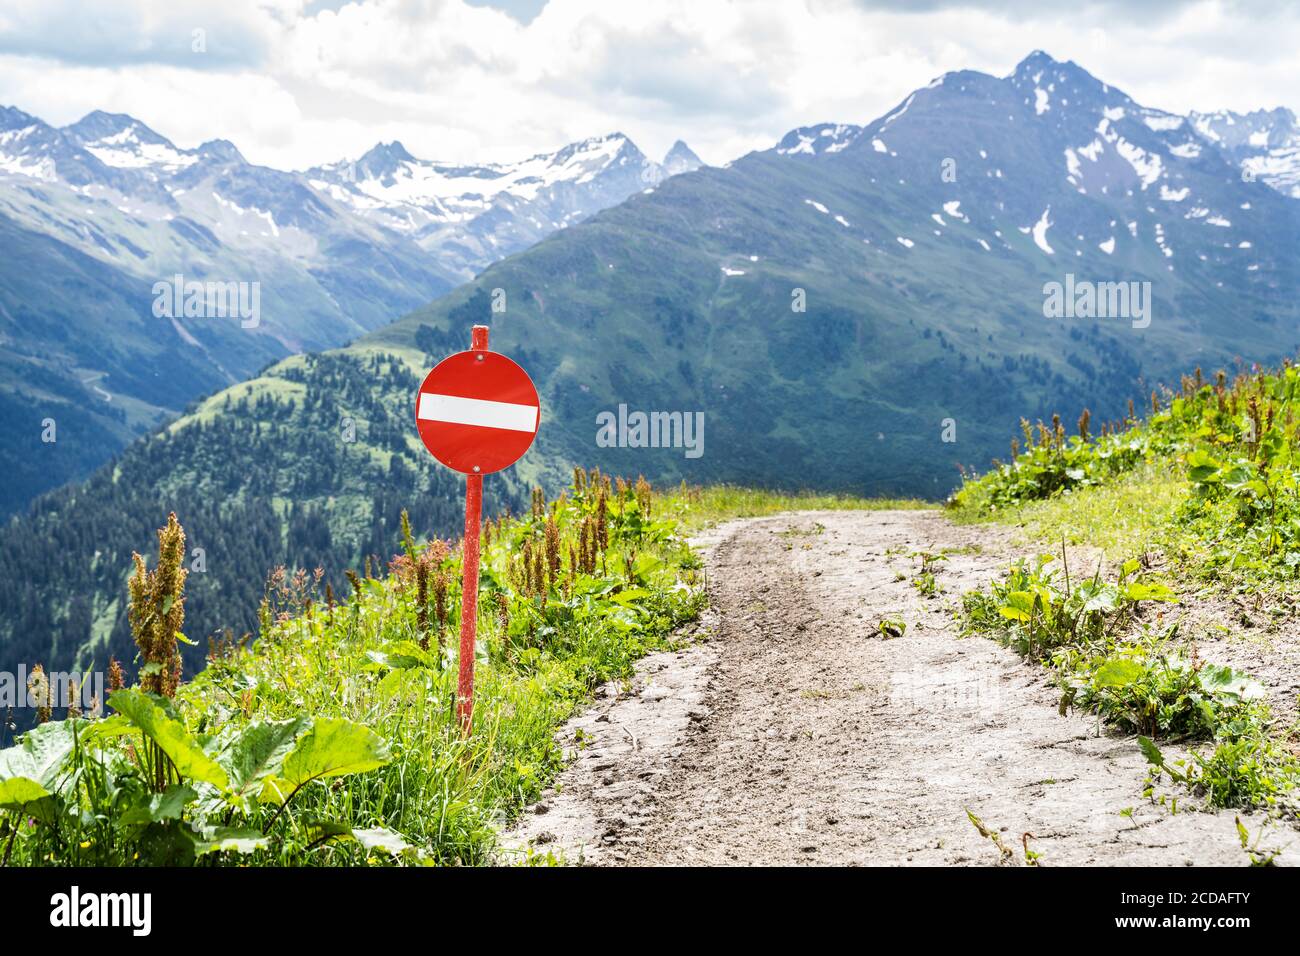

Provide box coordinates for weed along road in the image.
[507,509,1294,866]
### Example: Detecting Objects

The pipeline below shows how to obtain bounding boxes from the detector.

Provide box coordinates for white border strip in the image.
[418,392,538,433]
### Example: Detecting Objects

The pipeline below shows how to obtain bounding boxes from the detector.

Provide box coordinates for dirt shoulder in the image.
[502,510,1296,866]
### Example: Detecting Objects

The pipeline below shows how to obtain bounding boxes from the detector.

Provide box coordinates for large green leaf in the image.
[1094,658,1146,688]
[0,719,80,807]
[215,717,309,801]
[121,784,198,826]
[1079,583,1121,613]
[194,827,270,857]
[1185,448,1222,483]
[354,827,413,856]
[1123,581,1177,603]
[0,777,50,809]
[998,591,1035,621]
[108,689,229,790]
[304,821,416,858]
[1137,735,1165,767]
[1200,664,1265,701]
[260,718,391,803]
[136,822,196,866]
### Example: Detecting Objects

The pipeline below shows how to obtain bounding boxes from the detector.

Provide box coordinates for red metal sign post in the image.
[414,324,540,734]
[457,465,482,732]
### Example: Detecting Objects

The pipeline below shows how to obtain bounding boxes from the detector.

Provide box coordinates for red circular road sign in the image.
[414,348,540,475]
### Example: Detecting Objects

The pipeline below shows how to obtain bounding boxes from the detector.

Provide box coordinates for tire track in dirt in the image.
[505,510,1295,866]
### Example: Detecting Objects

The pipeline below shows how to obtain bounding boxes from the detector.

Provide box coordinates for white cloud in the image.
[0,0,1296,170]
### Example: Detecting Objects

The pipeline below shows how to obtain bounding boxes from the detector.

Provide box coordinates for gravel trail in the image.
[505,510,1294,866]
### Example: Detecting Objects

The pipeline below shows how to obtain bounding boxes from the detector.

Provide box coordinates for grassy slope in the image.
[952,459,1188,560]
[950,363,1300,821]
[0,481,914,867]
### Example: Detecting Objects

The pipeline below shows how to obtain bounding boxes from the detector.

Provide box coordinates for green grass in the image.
[952,460,1188,560]
[0,479,916,868]
[668,484,926,532]
[951,360,1300,815]
[0,476,703,866]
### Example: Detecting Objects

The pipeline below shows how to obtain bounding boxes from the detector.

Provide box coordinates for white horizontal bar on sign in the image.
[418,392,538,433]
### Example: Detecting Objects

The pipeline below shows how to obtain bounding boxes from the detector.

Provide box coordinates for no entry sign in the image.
[415,341,540,474]
[414,325,539,733]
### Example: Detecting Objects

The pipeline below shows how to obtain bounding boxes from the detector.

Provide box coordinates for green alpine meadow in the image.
[0,477,896,866]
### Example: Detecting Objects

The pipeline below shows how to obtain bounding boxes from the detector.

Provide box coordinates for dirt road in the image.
[505,510,1295,866]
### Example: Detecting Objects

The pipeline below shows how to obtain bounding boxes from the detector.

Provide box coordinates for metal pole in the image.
[456,470,482,732]
[457,324,490,733]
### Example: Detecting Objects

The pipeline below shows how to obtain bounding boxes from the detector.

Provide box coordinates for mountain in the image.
[2,50,1297,686]
[0,108,698,512]
[661,140,704,176]
[304,133,703,281]
[1189,107,1300,198]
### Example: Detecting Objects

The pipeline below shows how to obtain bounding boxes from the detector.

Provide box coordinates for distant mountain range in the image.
[0,107,700,512]
[1,50,1298,688]
[1189,107,1300,198]
[305,135,700,281]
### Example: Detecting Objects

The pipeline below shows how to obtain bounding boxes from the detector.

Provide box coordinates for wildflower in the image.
[595,485,609,551]
[416,558,430,650]
[107,656,125,692]
[26,664,51,724]
[496,593,510,642]
[544,515,561,587]
[66,677,81,719]
[127,512,187,697]
[432,569,450,643]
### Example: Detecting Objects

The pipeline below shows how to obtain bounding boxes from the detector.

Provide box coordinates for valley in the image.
[0,107,698,511]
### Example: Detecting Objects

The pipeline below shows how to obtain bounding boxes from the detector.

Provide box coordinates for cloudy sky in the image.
[0,0,1296,170]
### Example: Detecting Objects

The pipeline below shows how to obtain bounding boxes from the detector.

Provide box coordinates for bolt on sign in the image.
[414,325,540,732]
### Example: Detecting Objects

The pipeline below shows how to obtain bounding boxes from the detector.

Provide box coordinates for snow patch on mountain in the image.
[1190,107,1300,198]
[777,123,862,157]
[1032,208,1054,254]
